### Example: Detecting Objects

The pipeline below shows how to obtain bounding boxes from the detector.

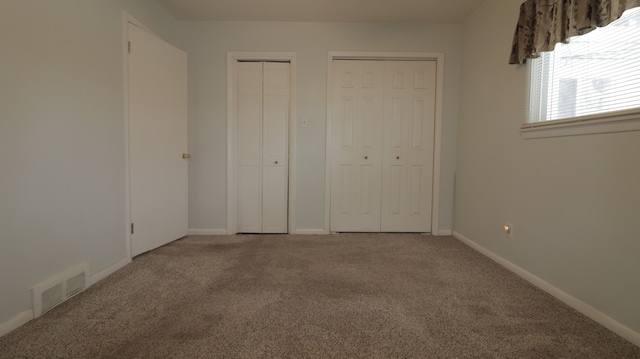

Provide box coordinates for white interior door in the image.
[128,23,188,256]
[381,61,436,232]
[330,60,436,233]
[237,62,263,233]
[237,62,289,233]
[262,62,290,233]
[330,61,384,232]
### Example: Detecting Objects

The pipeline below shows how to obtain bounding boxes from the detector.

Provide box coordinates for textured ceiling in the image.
[155,0,486,23]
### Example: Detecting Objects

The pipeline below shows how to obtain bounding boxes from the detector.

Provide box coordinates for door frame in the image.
[227,52,297,234]
[325,51,445,235]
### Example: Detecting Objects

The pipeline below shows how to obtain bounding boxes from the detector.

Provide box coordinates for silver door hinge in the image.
[131,223,134,234]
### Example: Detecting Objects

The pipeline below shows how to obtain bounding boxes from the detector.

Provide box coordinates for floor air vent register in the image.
[31,263,90,318]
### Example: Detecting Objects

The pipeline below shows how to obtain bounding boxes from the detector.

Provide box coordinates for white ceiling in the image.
[156,0,486,23]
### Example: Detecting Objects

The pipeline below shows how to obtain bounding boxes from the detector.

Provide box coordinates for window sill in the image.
[521,109,640,139]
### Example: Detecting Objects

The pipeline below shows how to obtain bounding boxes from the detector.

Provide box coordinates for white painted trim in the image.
[227,52,297,235]
[324,52,334,236]
[325,51,445,235]
[90,257,131,286]
[293,229,329,235]
[521,109,640,139]
[431,54,445,236]
[453,231,640,347]
[188,228,229,235]
[0,310,33,338]
[1,256,131,337]
[437,229,453,236]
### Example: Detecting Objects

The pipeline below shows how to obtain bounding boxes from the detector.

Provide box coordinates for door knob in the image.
[182,153,191,159]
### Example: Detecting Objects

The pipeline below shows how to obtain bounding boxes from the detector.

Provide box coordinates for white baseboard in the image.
[1,258,131,338]
[90,257,131,286]
[453,231,640,347]
[188,228,229,235]
[0,310,33,338]
[293,229,329,235]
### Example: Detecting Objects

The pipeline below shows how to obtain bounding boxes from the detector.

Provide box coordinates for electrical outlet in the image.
[502,222,514,238]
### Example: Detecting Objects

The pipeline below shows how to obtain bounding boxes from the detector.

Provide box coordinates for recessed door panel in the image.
[391,98,404,149]
[238,166,262,233]
[389,165,403,215]
[409,166,423,215]
[263,94,288,160]
[361,97,375,149]
[412,98,425,149]
[263,165,288,233]
[341,97,355,149]
[359,165,373,215]
[238,94,262,161]
[339,165,353,214]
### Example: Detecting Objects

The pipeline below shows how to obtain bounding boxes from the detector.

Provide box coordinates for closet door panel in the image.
[330,61,384,232]
[237,62,289,233]
[263,165,288,233]
[381,61,436,232]
[330,60,436,233]
[262,62,289,232]
[238,165,262,233]
[237,62,263,233]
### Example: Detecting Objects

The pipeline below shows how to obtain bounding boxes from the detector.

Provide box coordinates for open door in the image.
[128,23,188,256]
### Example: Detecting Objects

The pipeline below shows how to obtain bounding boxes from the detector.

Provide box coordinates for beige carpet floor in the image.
[1,234,639,358]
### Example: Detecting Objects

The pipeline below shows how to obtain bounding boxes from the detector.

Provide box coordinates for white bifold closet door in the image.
[331,60,436,233]
[237,62,290,233]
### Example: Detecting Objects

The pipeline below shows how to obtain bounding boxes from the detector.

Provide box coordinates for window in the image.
[524,7,640,138]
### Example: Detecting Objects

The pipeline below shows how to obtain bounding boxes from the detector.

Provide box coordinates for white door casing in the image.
[329,59,437,233]
[128,23,188,256]
[237,62,290,233]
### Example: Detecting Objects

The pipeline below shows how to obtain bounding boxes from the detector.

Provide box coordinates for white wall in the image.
[176,21,461,232]
[0,0,175,329]
[457,0,640,339]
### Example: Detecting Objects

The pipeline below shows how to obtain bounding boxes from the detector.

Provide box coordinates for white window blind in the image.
[528,7,640,123]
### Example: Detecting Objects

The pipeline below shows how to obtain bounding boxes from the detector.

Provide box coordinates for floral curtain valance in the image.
[509,0,640,64]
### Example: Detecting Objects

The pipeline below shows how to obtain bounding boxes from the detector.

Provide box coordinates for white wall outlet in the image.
[502,222,514,238]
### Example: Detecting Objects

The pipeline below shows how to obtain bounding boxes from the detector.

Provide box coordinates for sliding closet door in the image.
[237,62,289,233]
